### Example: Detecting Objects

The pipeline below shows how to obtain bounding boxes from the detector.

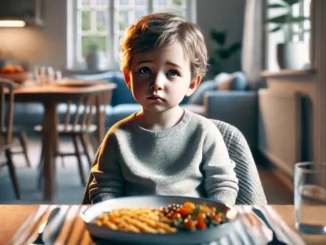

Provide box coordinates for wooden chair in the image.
[0,78,20,199]
[1,127,31,167]
[35,89,112,187]
[0,77,31,168]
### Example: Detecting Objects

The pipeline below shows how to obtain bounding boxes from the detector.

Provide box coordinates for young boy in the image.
[89,12,239,204]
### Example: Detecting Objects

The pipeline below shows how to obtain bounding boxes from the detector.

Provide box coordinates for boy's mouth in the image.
[147,95,165,101]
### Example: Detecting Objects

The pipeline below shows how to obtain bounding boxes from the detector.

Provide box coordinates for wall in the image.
[197,0,245,74]
[0,0,245,72]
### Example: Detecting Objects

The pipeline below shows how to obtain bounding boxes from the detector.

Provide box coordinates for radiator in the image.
[258,89,302,177]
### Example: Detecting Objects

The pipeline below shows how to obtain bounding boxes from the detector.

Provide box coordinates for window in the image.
[266,0,311,71]
[67,0,196,70]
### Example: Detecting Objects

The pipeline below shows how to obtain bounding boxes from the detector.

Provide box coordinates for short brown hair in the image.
[119,12,208,78]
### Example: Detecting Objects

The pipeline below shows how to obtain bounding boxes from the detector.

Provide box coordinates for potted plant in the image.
[207,30,241,79]
[266,0,309,70]
[85,42,105,71]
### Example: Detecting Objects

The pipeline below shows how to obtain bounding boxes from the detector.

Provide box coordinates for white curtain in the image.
[241,0,264,86]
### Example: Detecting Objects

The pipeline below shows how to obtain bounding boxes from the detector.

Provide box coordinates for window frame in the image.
[67,0,197,71]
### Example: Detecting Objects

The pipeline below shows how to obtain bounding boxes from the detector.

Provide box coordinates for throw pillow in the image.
[188,80,217,105]
[214,72,247,91]
[229,71,247,90]
[214,73,233,91]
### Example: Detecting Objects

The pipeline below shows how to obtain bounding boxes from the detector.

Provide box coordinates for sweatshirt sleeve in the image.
[89,132,124,203]
[202,124,239,205]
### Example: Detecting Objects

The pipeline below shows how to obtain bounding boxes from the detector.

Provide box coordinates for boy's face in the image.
[123,41,201,114]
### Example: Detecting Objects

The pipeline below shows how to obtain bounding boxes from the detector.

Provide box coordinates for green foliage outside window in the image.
[82,11,91,30]
[173,0,183,6]
[266,0,308,41]
[82,36,107,56]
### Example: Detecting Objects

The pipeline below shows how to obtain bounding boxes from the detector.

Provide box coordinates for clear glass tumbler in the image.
[294,162,326,235]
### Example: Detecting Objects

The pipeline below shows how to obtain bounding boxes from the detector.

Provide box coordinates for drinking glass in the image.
[294,162,326,235]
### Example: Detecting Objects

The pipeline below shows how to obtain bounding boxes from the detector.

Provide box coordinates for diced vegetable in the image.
[162,201,228,231]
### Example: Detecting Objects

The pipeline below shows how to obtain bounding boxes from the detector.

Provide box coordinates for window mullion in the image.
[148,0,153,13]
[110,0,117,68]
[91,7,96,32]
[70,0,193,70]
[298,0,304,41]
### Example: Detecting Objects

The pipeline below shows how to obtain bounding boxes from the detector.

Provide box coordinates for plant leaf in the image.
[281,0,300,6]
[288,16,309,23]
[228,42,241,53]
[216,49,231,59]
[208,57,216,65]
[210,30,226,46]
[266,14,288,24]
[270,26,282,32]
[268,3,286,8]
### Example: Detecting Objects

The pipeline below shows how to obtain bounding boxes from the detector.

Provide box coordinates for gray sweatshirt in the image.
[89,110,239,204]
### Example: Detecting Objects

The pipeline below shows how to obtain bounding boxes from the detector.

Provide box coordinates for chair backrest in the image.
[57,88,112,133]
[210,119,267,205]
[0,78,15,146]
[82,119,267,205]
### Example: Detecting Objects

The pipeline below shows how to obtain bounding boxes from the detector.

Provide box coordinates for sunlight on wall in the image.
[0,27,52,66]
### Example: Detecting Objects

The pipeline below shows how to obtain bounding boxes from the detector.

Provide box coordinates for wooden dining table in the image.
[13,81,117,201]
[0,205,325,245]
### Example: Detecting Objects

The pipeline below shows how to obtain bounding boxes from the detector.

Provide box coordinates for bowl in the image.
[0,72,29,85]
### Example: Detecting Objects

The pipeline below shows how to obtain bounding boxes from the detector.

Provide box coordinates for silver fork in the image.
[29,207,61,245]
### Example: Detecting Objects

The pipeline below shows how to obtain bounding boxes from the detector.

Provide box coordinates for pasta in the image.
[94,202,228,233]
[94,207,177,234]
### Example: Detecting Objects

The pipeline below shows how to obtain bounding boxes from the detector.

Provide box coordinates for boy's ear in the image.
[123,69,131,89]
[186,75,202,97]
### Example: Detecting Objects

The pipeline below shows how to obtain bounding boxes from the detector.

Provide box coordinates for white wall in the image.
[197,0,245,73]
[0,0,245,72]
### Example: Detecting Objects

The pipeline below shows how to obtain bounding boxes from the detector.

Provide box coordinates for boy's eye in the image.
[167,70,179,77]
[139,67,151,74]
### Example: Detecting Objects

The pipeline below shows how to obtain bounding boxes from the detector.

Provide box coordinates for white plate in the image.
[81,195,240,245]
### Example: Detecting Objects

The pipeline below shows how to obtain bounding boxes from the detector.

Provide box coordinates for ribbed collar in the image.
[129,109,192,138]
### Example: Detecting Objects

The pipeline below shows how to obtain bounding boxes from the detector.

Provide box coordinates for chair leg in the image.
[79,134,92,168]
[18,131,31,168]
[37,139,45,169]
[5,149,21,199]
[72,135,86,185]
[37,160,43,190]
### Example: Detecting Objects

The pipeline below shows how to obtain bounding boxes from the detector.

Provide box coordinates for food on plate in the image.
[94,201,228,233]
[94,207,177,233]
[160,201,228,231]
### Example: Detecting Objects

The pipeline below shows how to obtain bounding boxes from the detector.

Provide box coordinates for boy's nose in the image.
[150,73,165,91]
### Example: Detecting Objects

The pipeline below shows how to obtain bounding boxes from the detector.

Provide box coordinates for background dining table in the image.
[12,81,117,201]
[1,205,325,245]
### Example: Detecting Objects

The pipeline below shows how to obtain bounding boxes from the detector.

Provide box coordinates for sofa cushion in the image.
[181,104,206,116]
[215,72,247,91]
[106,104,142,127]
[187,80,217,105]
[73,71,137,106]
[214,73,232,90]
[13,103,44,126]
[229,72,247,90]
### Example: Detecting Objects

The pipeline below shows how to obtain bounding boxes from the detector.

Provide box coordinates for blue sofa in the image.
[13,71,258,148]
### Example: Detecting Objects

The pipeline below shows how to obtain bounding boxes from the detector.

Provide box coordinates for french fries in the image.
[94,207,177,234]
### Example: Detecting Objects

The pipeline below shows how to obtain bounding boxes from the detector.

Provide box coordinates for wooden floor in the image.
[0,137,294,204]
